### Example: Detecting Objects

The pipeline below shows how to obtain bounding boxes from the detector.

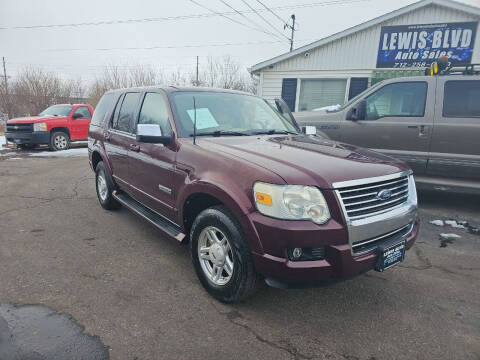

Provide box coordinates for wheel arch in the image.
[50,127,71,139]
[180,183,262,253]
[90,147,116,188]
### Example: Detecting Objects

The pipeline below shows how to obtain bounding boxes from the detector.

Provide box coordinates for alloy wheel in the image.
[97,172,108,201]
[198,226,234,286]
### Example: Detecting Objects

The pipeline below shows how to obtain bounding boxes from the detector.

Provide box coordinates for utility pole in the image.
[2,57,9,147]
[195,56,199,86]
[285,15,296,52]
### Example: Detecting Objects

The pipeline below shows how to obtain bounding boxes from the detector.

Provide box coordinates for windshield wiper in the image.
[190,130,250,137]
[250,129,299,135]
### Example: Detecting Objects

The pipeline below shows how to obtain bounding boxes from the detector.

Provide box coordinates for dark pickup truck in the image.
[88,87,419,302]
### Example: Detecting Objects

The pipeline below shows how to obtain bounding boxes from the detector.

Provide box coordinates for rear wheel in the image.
[50,131,70,151]
[190,205,260,303]
[95,161,121,210]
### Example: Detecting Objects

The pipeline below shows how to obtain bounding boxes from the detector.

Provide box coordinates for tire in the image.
[95,161,121,210]
[49,131,70,151]
[190,205,260,303]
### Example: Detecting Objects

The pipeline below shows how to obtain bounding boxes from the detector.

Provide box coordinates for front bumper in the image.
[249,197,419,285]
[5,131,50,145]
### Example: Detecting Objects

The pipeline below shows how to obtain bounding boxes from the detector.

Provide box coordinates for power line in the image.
[0,0,370,30]
[238,0,290,41]
[217,0,286,43]
[254,0,290,26]
[188,0,282,41]
[44,38,303,53]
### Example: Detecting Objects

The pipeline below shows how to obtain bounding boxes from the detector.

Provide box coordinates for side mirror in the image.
[274,98,301,132]
[302,126,317,135]
[136,124,171,145]
[72,113,82,119]
[347,100,366,121]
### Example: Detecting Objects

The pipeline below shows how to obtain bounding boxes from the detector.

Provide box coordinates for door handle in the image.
[407,125,427,137]
[104,132,111,141]
[129,144,140,152]
[418,125,427,137]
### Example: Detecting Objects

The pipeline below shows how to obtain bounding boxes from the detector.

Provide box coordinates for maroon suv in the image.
[88,87,419,302]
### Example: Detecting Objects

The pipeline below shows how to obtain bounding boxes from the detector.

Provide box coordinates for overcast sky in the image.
[1,0,478,84]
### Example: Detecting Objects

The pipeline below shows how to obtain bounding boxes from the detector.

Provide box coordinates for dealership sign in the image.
[376,22,477,68]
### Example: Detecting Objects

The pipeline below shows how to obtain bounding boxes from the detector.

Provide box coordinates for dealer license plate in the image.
[375,241,405,272]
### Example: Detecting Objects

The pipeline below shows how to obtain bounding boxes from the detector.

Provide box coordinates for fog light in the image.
[292,248,303,259]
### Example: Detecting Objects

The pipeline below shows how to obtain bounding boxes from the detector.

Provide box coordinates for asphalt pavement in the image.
[0,150,479,360]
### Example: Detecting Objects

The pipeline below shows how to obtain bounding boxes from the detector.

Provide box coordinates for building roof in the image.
[249,0,480,73]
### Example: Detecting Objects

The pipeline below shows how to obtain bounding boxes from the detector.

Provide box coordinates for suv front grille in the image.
[352,223,413,254]
[335,174,410,220]
[6,123,33,132]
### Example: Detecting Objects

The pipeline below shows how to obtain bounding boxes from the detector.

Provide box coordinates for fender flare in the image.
[178,181,263,254]
[90,145,117,188]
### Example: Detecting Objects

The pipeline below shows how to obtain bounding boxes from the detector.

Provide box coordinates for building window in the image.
[298,79,347,111]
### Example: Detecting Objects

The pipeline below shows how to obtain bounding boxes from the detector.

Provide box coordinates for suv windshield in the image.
[39,105,73,117]
[170,91,299,137]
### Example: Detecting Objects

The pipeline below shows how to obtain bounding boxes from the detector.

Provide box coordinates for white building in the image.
[249,0,480,112]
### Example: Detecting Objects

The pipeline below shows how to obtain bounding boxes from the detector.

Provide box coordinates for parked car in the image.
[294,71,480,194]
[5,104,93,150]
[88,87,419,302]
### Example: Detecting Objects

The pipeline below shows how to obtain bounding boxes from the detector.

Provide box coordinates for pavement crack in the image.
[209,304,317,360]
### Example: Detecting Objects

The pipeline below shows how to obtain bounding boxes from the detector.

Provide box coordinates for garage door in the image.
[298,79,347,111]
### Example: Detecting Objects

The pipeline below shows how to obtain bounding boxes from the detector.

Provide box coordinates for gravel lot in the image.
[0,148,479,360]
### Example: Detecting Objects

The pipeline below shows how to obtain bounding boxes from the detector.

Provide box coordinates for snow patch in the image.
[429,220,444,226]
[28,148,87,158]
[445,220,466,229]
[439,233,461,239]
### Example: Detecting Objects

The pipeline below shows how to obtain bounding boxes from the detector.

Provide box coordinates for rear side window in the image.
[91,93,114,126]
[138,93,172,135]
[115,92,141,133]
[443,81,480,118]
[365,82,427,120]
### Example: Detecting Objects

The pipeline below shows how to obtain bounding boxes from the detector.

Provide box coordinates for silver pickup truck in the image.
[295,73,480,194]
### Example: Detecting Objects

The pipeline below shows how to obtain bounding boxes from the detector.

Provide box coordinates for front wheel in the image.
[190,206,260,303]
[50,131,70,151]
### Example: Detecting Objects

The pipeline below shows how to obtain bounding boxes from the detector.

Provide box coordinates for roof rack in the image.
[440,63,480,75]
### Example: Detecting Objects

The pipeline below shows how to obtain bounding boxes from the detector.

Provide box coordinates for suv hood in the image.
[7,115,64,124]
[200,135,409,188]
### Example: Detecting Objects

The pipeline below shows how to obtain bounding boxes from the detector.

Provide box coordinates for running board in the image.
[113,191,185,243]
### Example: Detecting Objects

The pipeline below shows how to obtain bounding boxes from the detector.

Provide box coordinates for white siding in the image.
[261,69,372,106]
[268,4,479,71]
[258,3,480,111]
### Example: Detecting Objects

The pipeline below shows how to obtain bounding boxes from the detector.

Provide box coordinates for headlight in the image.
[253,182,331,224]
[408,175,417,206]
[33,122,47,132]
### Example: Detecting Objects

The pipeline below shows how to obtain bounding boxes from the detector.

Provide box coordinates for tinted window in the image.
[138,93,172,135]
[365,82,427,120]
[443,80,480,118]
[91,93,114,126]
[73,106,91,119]
[115,92,140,133]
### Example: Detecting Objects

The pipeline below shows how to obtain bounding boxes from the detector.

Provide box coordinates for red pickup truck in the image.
[5,104,93,151]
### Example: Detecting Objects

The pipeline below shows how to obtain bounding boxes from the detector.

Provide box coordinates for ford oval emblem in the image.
[377,189,392,201]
